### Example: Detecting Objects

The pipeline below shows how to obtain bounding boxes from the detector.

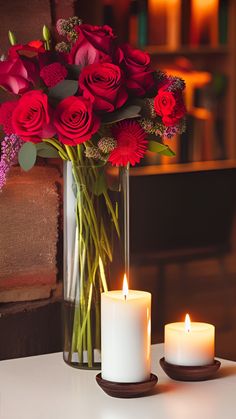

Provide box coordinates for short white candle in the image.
[165,314,215,366]
[101,275,151,383]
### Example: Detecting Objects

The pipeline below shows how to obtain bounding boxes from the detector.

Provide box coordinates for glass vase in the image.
[63,161,129,369]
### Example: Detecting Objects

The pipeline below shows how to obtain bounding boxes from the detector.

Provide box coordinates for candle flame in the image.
[185,314,191,332]
[122,274,129,300]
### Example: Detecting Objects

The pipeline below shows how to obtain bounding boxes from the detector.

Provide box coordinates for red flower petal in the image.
[0,101,18,134]
[109,120,147,167]
[40,63,68,87]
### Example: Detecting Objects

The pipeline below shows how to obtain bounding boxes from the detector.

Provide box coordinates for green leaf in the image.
[148,140,176,156]
[48,80,78,101]
[42,138,68,160]
[102,105,141,124]
[161,147,176,157]
[36,143,59,158]
[66,64,81,79]
[18,142,37,171]
[93,170,107,196]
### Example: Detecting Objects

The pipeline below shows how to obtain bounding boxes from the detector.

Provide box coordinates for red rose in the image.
[9,41,45,59]
[79,62,128,113]
[68,24,116,67]
[12,90,55,143]
[121,44,155,97]
[154,85,186,126]
[0,57,36,95]
[54,96,100,145]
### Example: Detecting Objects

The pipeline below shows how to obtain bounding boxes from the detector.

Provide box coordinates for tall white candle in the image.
[101,277,151,383]
[165,314,215,366]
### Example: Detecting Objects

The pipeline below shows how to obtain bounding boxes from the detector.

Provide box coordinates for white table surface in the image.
[0,344,235,419]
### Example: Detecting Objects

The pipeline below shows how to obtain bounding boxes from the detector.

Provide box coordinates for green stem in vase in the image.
[63,143,121,367]
[43,138,68,160]
[103,190,120,238]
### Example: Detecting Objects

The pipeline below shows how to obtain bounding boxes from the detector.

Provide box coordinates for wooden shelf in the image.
[130,160,236,177]
[145,45,229,57]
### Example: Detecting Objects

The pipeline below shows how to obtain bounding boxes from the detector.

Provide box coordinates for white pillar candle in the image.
[165,314,215,366]
[101,277,151,383]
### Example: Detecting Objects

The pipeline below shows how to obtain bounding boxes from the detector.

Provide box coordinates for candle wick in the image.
[124,294,127,301]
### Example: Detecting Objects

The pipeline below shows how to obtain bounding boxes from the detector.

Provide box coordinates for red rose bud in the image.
[12,90,55,143]
[40,63,68,87]
[154,86,186,127]
[121,44,155,97]
[79,62,128,113]
[54,96,100,145]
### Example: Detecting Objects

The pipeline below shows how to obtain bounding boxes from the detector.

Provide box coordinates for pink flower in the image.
[40,63,68,87]
[109,120,147,166]
[68,24,116,67]
[0,57,36,95]
[0,134,22,190]
[12,90,55,143]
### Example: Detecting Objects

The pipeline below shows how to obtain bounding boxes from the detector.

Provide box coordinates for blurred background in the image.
[0,0,236,361]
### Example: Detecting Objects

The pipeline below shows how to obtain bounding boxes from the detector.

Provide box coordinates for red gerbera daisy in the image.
[109,120,147,167]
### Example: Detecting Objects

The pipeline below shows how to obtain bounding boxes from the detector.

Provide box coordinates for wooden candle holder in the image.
[96,373,158,398]
[160,357,221,381]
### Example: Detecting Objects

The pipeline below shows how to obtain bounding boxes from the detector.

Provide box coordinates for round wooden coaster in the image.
[160,357,221,381]
[96,373,158,398]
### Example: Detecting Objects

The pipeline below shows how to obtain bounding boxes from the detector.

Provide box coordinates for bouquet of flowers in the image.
[0,17,186,367]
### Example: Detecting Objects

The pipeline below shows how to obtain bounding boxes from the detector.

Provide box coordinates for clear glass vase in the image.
[63,161,129,369]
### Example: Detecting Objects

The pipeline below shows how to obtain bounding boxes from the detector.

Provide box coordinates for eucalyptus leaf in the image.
[36,143,59,158]
[35,143,45,151]
[18,142,37,171]
[66,64,81,79]
[148,140,176,156]
[49,79,78,101]
[102,105,141,124]
[93,171,107,196]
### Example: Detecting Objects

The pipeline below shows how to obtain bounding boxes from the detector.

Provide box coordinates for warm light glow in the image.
[149,0,179,12]
[191,0,219,46]
[164,68,212,112]
[122,274,129,299]
[192,0,218,12]
[185,314,191,333]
